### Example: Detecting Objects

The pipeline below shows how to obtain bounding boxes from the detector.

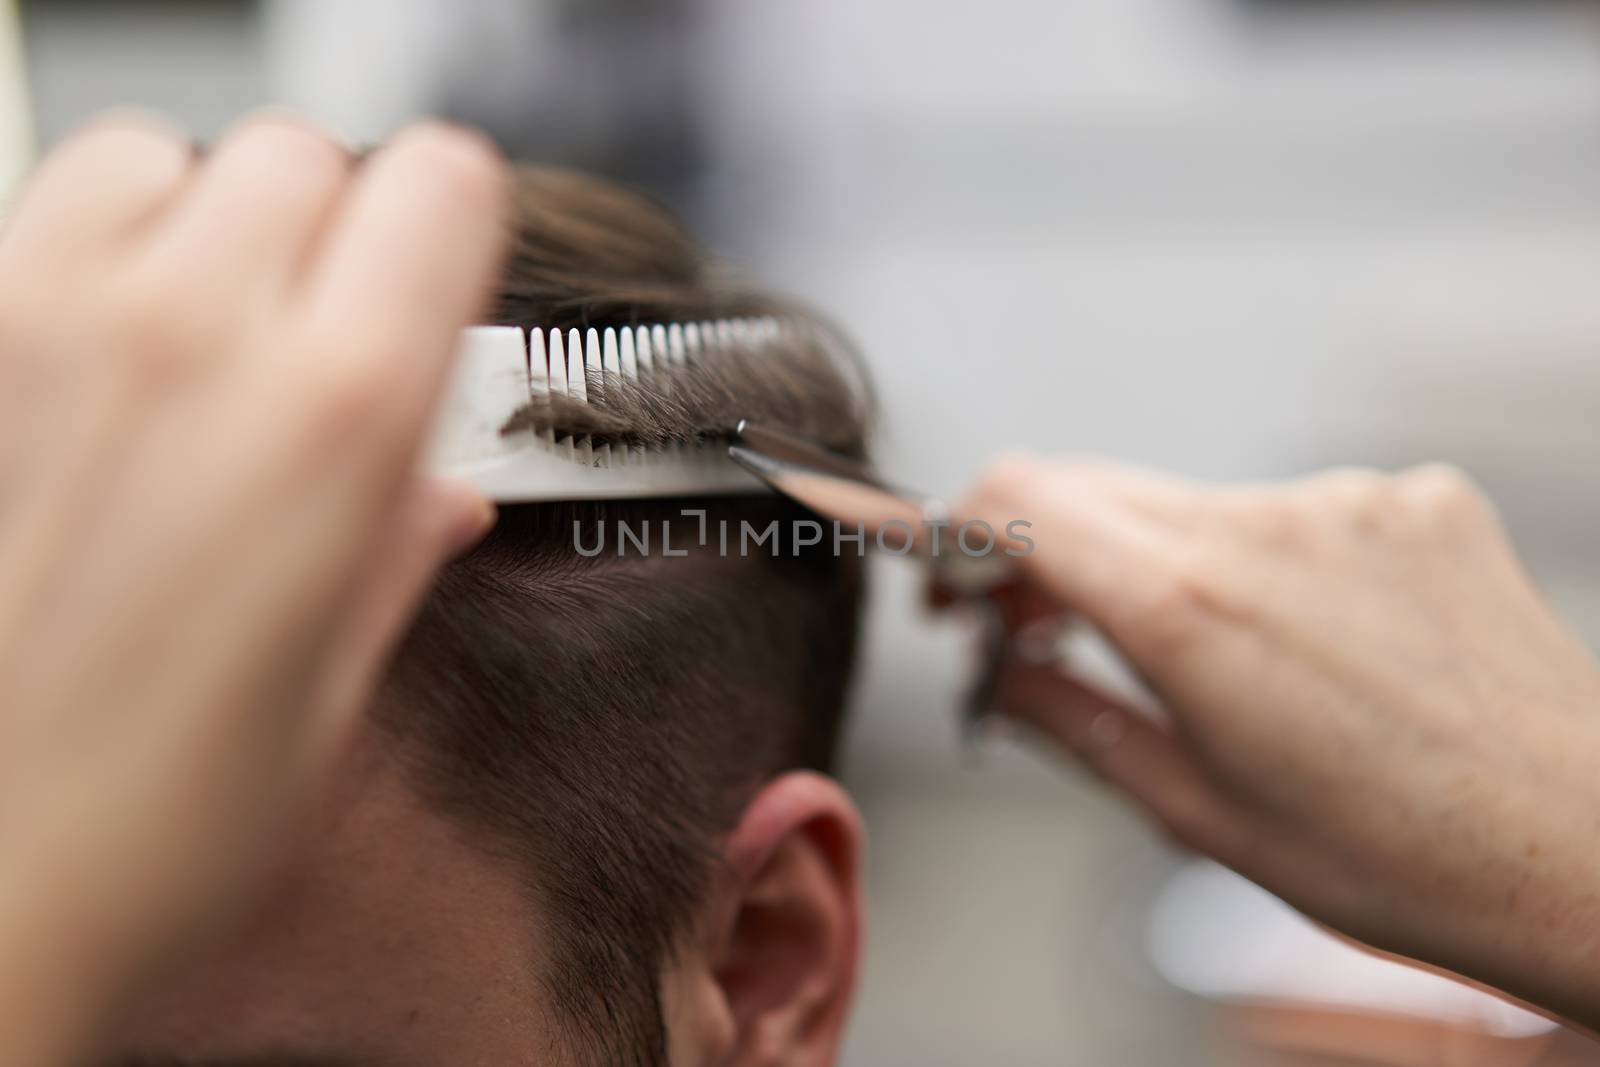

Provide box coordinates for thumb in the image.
[300,476,495,769]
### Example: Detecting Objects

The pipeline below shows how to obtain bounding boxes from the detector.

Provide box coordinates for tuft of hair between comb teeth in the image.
[501,318,871,458]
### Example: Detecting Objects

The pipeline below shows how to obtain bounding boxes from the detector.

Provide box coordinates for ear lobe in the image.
[709,771,865,1067]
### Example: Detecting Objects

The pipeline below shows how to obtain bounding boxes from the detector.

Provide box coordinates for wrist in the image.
[1427,716,1600,1031]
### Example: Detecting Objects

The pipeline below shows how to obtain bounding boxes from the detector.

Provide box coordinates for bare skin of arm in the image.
[0,111,507,1065]
[959,456,1600,1030]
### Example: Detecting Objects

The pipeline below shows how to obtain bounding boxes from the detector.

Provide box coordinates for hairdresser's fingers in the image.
[929,461,1195,611]
[0,113,192,265]
[986,579,1073,634]
[1032,459,1335,553]
[956,453,1208,661]
[301,122,507,437]
[145,113,353,301]
[300,477,494,765]
[1051,458,1210,530]
[993,658,1242,858]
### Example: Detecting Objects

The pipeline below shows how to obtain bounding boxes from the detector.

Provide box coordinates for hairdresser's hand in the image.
[959,456,1600,1028]
[0,112,506,1063]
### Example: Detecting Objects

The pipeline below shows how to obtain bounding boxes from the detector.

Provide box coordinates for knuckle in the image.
[102,266,216,376]
[976,451,1045,505]
[59,109,188,163]
[1400,462,1489,524]
[222,113,351,183]
[1236,495,1309,549]
[391,122,507,205]
[1148,568,1206,618]
[1305,466,1392,529]
[1050,455,1125,488]
[1129,561,1215,658]
[1324,465,1389,502]
[22,112,190,227]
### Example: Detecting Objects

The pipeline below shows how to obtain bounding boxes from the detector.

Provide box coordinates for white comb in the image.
[424,317,786,502]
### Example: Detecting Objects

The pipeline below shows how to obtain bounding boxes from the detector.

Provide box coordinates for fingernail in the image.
[1086,710,1127,753]
[1011,623,1066,666]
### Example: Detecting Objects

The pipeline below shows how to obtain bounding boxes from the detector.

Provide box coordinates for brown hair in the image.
[377,166,870,1065]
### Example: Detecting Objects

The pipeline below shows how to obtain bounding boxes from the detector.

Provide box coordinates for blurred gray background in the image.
[15,0,1600,1063]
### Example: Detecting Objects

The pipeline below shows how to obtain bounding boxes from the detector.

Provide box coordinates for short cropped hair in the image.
[377,166,871,1066]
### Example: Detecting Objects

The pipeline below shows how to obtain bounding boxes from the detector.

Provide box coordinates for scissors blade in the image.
[730,420,907,490]
[727,444,927,532]
[728,420,928,531]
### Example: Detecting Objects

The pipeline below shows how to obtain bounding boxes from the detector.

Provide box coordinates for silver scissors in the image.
[728,420,1014,738]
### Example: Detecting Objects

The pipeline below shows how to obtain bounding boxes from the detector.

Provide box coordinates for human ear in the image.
[665,771,865,1067]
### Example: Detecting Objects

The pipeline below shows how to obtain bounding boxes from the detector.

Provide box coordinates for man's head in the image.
[118,166,871,1066]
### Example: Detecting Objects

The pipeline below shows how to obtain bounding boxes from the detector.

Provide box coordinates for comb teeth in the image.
[425,316,791,502]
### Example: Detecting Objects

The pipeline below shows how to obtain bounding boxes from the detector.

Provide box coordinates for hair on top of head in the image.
[488,165,873,461]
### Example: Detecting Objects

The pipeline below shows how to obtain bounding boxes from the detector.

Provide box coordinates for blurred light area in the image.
[1149,860,1554,1039]
[21,0,263,141]
[261,0,457,145]
[15,1,1600,1062]
[263,0,709,206]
